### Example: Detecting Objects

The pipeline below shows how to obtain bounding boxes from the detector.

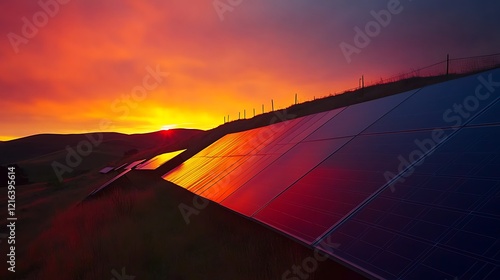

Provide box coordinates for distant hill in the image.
[0,129,203,165]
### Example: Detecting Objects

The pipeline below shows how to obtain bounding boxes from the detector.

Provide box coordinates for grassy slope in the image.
[0,130,204,279]
[9,171,366,280]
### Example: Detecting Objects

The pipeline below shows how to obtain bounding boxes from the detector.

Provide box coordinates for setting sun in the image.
[161,124,177,131]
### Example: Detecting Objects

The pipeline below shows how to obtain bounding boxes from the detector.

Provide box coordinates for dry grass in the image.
[8,173,365,280]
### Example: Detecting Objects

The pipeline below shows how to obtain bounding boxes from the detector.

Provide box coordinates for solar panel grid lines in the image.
[135,149,186,170]
[256,117,311,154]
[408,126,500,181]
[204,132,250,157]
[248,121,301,154]
[308,144,423,246]
[305,89,419,142]
[262,115,458,246]
[223,130,264,156]
[165,157,211,186]
[276,126,498,276]
[188,156,248,194]
[313,242,388,280]
[182,158,234,189]
[195,132,245,158]
[379,83,500,192]
[286,110,344,144]
[199,155,266,202]
[195,116,312,200]
[221,137,353,217]
[468,96,500,126]
[250,135,357,217]
[193,131,248,158]
[202,114,303,158]
[163,113,312,196]
[364,68,500,134]
[213,108,354,211]
[276,109,342,145]
[262,118,307,145]
[291,106,352,143]
[210,154,290,203]
[201,155,285,200]
[316,127,500,279]
[352,190,492,278]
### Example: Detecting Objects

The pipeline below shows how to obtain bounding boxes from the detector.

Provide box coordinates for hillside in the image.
[0,129,204,186]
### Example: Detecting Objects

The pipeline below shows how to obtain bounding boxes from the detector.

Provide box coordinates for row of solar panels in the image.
[162,69,500,279]
[90,150,186,197]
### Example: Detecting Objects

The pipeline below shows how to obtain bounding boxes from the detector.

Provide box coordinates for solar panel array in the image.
[136,149,185,170]
[88,159,145,197]
[163,68,500,279]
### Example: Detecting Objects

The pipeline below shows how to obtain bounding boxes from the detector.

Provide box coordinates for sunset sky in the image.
[1,0,499,141]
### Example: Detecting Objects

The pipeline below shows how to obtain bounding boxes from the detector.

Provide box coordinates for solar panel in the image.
[125,159,146,170]
[201,155,273,202]
[276,109,344,144]
[255,130,444,244]
[135,150,185,170]
[88,169,131,197]
[305,89,417,141]
[222,137,352,216]
[99,166,115,174]
[187,156,248,194]
[315,126,500,279]
[114,163,129,171]
[364,68,500,133]
[469,97,500,126]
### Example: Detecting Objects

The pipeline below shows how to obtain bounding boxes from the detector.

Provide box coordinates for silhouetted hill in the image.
[0,129,203,165]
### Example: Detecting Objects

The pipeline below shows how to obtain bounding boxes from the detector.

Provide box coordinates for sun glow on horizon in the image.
[161,124,178,131]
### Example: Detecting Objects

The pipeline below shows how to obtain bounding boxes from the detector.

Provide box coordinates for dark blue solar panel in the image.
[306,89,417,141]
[364,68,500,133]
[470,97,500,126]
[255,131,442,244]
[316,126,500,279]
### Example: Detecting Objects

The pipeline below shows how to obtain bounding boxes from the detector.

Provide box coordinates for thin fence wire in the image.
[323,52,500,98]
[366,52,500,88]
[226,52,500,123]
